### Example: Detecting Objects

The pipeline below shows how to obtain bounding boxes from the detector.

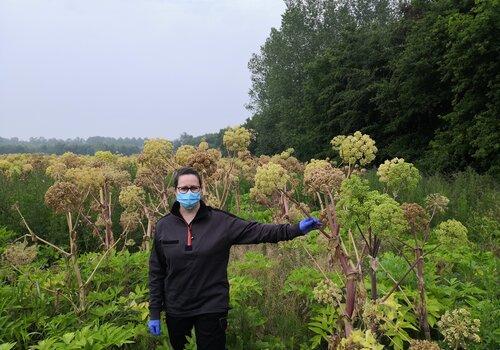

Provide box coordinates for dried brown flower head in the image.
[44,182,82,213]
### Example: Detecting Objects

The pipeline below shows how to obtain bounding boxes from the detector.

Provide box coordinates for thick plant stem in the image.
[327,203,357,337]
[67,212,86,313]
[281,189,357,337]
[140,206,153,251]
[415,247,430,339]
[369,265,378,301]
[99,186,114,249]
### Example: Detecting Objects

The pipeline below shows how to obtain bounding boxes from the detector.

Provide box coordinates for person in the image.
[147,166,322,350]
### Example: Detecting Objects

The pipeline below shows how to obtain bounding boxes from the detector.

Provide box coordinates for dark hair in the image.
[173,167,202,188]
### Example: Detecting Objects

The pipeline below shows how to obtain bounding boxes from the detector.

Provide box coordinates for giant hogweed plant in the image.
[248,132,379,343]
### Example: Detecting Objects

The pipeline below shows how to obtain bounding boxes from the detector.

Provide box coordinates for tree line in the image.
[2,0,498,177]
[244,0,499,176]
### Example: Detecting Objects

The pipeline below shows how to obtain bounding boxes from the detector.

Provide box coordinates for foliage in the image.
[362,296,417,349]
[244,0,499,176]
[0,128,498,349]
[283,266,323,301]
[29,323,139,349]
[307,305,338,349]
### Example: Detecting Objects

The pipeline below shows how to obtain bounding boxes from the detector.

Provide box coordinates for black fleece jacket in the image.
[148,200,304,319]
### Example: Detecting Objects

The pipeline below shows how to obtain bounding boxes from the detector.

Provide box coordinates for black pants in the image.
[165,312,228,350]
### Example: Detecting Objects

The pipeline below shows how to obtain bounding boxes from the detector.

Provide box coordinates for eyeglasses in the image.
[176,186,201,194]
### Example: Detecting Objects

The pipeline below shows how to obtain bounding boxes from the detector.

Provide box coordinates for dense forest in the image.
[244,0,499,175]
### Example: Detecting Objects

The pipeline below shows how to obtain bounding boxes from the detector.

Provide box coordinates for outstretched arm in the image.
[225,213,321,245]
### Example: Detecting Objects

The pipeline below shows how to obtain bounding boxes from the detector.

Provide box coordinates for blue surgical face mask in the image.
[176,191,201,210]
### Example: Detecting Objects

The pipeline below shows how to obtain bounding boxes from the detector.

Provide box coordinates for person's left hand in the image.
[299,217,323,233]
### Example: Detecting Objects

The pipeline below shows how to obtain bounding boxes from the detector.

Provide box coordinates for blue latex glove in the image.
[148,319,161,336]
[299,217,322,233]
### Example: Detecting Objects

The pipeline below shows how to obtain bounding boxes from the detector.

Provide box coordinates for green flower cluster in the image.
[339,329,384,350]
[370,198,409,239]
[175,145,196,166]
[331,131,377,166]
[93,151,118,165]
[437,308,480,348]
[250,162,290,197]
[223,126,252,153]
[337,176,408,237]
[46,161,69,181]
[336,175,373,228]
[65,165,130,191]
[433,219,470,248]
[377,158,421,197]
[138,139,174,168]
[119,185,146,211]
[312,279,341,305]
[0,155,34,179]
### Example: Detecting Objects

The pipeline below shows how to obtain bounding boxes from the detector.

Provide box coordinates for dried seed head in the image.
[409,340,441,350]
[304,159,345,195]
[401,203,430,234]
[425,193,450,214]
[437,308,481,348]
[3,241,37,267]
[44,181,82,213]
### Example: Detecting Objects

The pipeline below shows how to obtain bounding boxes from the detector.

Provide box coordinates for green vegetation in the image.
[0,126,498,349]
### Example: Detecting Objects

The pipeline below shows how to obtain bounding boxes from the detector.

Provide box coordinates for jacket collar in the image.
[171,199,209,222]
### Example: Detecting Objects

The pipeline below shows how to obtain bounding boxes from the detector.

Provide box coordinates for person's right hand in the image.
[148,319,161,336]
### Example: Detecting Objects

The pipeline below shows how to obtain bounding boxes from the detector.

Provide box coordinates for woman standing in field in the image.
[147,166,322,350]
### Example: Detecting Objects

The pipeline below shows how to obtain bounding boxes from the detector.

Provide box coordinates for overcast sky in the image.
[0,0,285,140]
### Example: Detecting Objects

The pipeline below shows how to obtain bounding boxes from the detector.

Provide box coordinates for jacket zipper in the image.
[176,217,194,251]
[186,223,193,247]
